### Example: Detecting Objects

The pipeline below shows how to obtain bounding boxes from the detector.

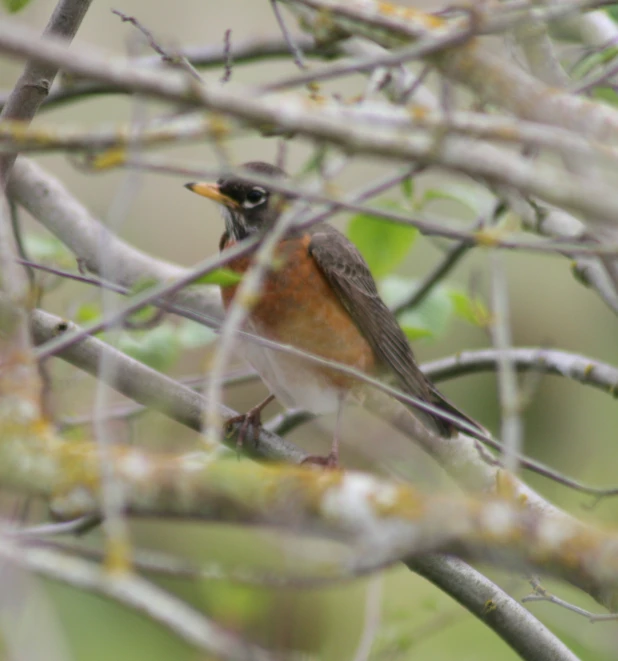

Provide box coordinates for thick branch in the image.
[285,0,618,141]
[0,537,279,661]
[0,0,93,181]
[7,158,223,320]
[0,407,616,610]
[408,555,581,661]
[2,24,618,226]
[27,305,306,463]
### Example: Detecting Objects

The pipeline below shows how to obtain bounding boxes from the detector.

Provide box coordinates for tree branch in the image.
[408,555,581,661]
[27,305,306,463]
[2,22,618,226]
[423,347,618,396]
[0,0,93,182]
[0,536,280,661]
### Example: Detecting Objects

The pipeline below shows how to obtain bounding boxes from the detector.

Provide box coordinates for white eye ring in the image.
[243,187,267,209]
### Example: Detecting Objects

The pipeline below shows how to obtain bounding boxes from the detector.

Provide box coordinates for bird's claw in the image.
[225,408,263,450]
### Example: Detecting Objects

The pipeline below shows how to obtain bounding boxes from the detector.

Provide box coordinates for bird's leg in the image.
[302,394,345,469]
[225,393,275,449]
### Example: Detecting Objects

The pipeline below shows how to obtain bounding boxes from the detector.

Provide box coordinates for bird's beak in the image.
[184,182,240,209]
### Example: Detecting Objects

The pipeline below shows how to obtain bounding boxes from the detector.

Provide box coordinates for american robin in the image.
[185,161,481,466]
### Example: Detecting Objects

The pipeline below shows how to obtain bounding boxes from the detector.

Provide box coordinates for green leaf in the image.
[416,185,492,217]
[379,276,453,340]
[592,86,618,106]
[347,207,418,278]
[125,305,160,326]
[118,324,180,371]
[449,289,491,327]
[23,233,74,267]
[299,146,328,176]
[194,268,242,287]
[128,277,159,295]
[124,278,161,325]
[3,0,33,12]
[608,5,618,21]
[75,302,101,324]
[176,319,216,349]
[572,44,618,80]
[400,176,414,201]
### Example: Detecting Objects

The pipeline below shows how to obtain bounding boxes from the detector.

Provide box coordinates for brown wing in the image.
[308,224,482,437]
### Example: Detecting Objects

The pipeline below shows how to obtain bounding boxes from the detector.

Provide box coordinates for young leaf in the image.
[347,207,418,278]
[416,184,493,217]
[176,319,216,349]
[449,289,491,327]
[118,324,180,372]
[400,176,414,201]
[23,233,74,267]
[129,276,159,295]
[75,302,101,325]
[592,86,618,107]
[3,0,33,12]
[194,268,242,287]
[571,44,618,79]
[379,276,453,340]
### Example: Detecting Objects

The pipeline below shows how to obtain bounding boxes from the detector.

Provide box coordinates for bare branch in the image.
[111,8,203,82]
[0,0,93,182]
[409,555,581,661]
[0,34,324,112]
[0,409,617,612]
[3,23,618,227]
[423,346,618,396]
[523,576,618,624]
[0,537,281,661]
[270,0,308,70]
[27,305,306,463]
[489,252,523,474]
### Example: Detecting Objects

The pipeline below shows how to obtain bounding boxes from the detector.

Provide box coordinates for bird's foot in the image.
[301,450,340,469]
[225,394,275,450]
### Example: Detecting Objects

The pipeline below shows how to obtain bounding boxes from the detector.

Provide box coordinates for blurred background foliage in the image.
[2,0,618,659]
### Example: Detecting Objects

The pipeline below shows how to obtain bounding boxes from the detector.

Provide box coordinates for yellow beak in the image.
[184,182,240,209]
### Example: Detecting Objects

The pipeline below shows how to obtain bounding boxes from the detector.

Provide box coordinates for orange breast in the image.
[220,234,375,389]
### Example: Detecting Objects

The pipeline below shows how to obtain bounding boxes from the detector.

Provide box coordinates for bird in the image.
[185,161,482,466]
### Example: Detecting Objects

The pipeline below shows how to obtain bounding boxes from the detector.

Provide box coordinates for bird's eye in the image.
[244,187,267,208]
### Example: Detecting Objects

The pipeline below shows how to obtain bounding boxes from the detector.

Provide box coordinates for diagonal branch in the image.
[27,304,306,463]
[0,0,93,182]
[0,537,281,661]
[408,555,581,661]
[2,22,618,226]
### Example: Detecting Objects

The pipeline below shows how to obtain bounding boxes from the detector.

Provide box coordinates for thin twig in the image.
[111,9,203,82]
[270,0,308,70]
[262,24,475,92]
[523,576,618,623]
[220,29,233,83]
[0,35,323,113]
[5,23,618,229]
[120,157,618,257]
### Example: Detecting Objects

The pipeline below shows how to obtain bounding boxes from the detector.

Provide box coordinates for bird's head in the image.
[185,161,288,241]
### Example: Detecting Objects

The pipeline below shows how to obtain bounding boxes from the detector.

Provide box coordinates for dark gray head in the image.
[185,161,288,241]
